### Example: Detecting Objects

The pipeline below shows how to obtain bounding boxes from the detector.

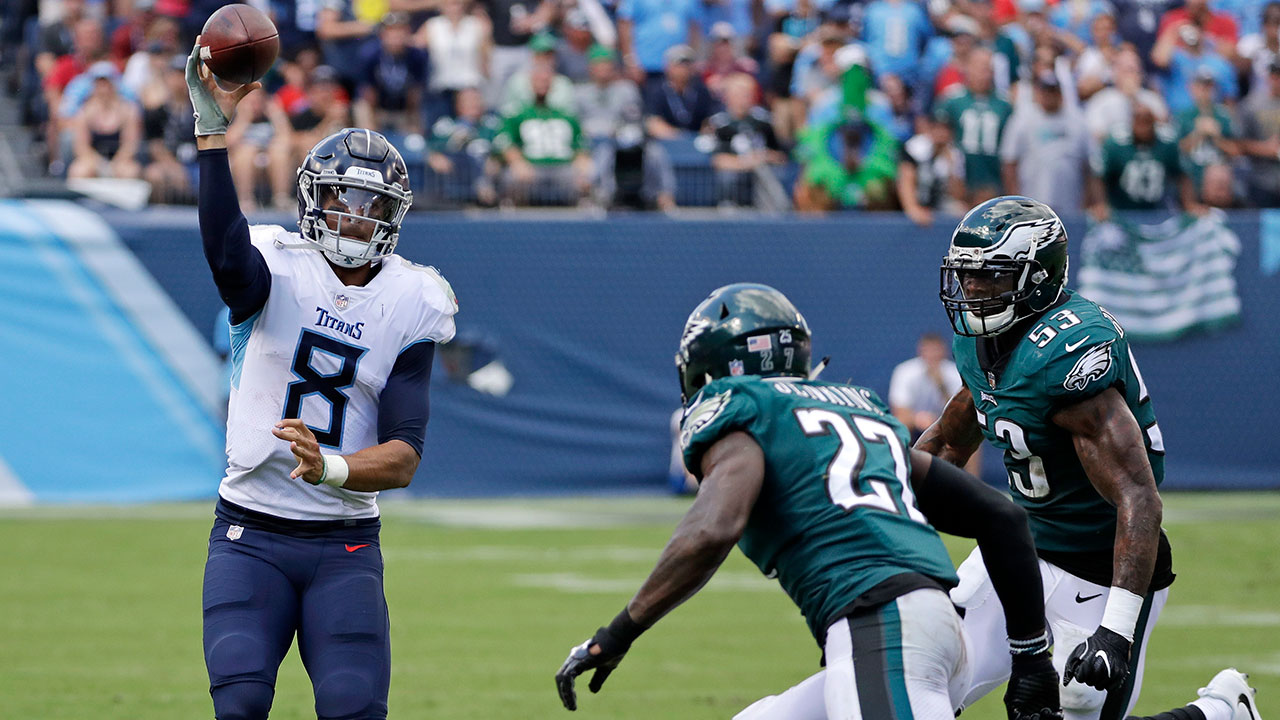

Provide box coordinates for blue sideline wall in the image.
[103,209,1279,496]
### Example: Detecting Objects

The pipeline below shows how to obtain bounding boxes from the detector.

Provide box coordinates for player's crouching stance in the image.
[186,41,457,720]
[555,283,1062,719]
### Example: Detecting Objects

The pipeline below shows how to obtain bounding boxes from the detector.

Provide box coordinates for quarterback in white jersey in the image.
[220,224,456,520]
[187,40,454,720]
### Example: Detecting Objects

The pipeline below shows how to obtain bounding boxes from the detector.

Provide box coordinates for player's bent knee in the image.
[314,671,387,720]
[212,679,274,720]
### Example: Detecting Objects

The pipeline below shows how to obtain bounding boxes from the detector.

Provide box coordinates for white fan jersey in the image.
[219,225,457,520]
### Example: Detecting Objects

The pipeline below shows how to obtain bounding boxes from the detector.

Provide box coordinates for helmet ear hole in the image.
[719,303,730,320]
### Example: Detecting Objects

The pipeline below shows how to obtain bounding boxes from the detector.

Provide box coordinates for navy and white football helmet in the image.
[296,128,413,268]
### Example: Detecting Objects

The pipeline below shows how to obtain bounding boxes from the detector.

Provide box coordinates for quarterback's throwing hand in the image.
[185,36,260,136]
[272,419,323,484]
[1063,627,1131,691]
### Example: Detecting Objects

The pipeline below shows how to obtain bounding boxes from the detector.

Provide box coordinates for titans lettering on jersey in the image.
[220,225,457,521]
[680,376,957,644]
[314,306,364,340]
[953,290,1164,554]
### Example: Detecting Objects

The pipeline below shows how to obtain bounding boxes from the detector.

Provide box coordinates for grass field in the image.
[0,492,1276,719]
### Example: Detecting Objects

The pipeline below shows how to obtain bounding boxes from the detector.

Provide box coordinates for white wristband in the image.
[321,454,349,488]
[1099,587,1143,642]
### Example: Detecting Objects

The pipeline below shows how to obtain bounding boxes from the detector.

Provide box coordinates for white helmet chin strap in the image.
[323,248,370,269]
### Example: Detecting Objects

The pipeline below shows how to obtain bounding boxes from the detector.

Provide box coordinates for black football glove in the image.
[555,611,644,711]
[1063,626,1131,691]
[1005,651,1064,720]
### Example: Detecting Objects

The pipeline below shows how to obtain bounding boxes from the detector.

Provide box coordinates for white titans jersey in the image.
[219,225,457,520]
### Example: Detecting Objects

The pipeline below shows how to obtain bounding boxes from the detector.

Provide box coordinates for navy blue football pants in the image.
[203,501,390,720]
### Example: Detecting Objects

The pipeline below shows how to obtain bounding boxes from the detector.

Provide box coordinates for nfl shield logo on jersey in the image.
[986,371,998,389]
[334,294,350,310]
[226,525,244,541]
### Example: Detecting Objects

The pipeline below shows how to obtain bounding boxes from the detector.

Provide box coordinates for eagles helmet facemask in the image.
[941,196,1069,337]
[676,283,812,403]
[297,128,413,269]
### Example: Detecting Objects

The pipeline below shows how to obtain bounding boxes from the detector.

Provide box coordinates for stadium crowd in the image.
[3,0,1280,216]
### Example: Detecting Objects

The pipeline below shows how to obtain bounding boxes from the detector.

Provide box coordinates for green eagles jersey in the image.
[492,104,585,164]
[680,376,958,643]
[953,291,1165,554]
[936,89,1013,191]
[1176,105,1236,190]
[1092,127,1183,210]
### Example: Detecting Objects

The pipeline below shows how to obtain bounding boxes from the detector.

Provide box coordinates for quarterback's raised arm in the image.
[186,39,270,323]
[914,386,984,466]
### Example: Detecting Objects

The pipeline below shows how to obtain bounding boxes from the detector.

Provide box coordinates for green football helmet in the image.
[941,196,1070,336]
[676,283,812,403]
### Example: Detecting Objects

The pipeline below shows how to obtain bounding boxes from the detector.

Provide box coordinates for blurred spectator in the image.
[503,33,576,113]
[1000,69,1090,210]
[617,0,701,90]
[43,16,106,166]
[697,0,754,47]
[556,8,597,83]
[644,44,717,138]
[427,87,502,205]
[793,23,856,127]
[67,62,141,180]
[108,0,157,65]
[1075,11,1122,99]
[1238,2,1280,93]
[227,87,294,210]
[888,333,962,443]
[574,45,676,210]
[793,109,899,211]
[417,0,490,117]
[285,65,352,162]
[1089,103,1195,218]
[1084,45,1169,140]
[1111,0,1184,69]
[1176,70,1240,199]
[897,114,963,226]
[315,0,376,88]
[1239,57,1280,204]
[934,47,1012,204]
[967,0,1021,94]
[765,0,821,142]
[1050,0,1113,43]
[139,52,195,203]
[1158,0,1240,54]
[493,64,593,205]
[34,0,86,78]
[1218,0,1271,37]
[274,46,322,117]
[354,13,427,136]
[708,72,787,207]
[1153,18,1241,114]
[861,0,931,84]
[868,72,917,143]
[482,0,554,108]
[701,21,759,102]
[924,14,981,104]
[121,16,179,97]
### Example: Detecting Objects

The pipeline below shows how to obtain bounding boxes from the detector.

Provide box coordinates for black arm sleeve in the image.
[376,341,435,457]
[198,148,270,324]
[914,457,1047,640]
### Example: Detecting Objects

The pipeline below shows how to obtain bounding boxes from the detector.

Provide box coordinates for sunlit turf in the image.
[0,492,1276,719]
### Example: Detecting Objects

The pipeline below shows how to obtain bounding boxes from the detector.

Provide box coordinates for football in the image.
[199,3,279,86]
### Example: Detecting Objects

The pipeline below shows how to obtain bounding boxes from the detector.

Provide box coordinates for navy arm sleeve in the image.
[198,148,270,324]
[376,341,436,457]
[914,457,1047,639]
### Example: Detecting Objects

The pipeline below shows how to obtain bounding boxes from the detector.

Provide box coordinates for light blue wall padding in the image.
[0,200,225,503]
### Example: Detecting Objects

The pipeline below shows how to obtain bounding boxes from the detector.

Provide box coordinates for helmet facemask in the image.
[941,255,1049,336]
[297,167,412,268]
